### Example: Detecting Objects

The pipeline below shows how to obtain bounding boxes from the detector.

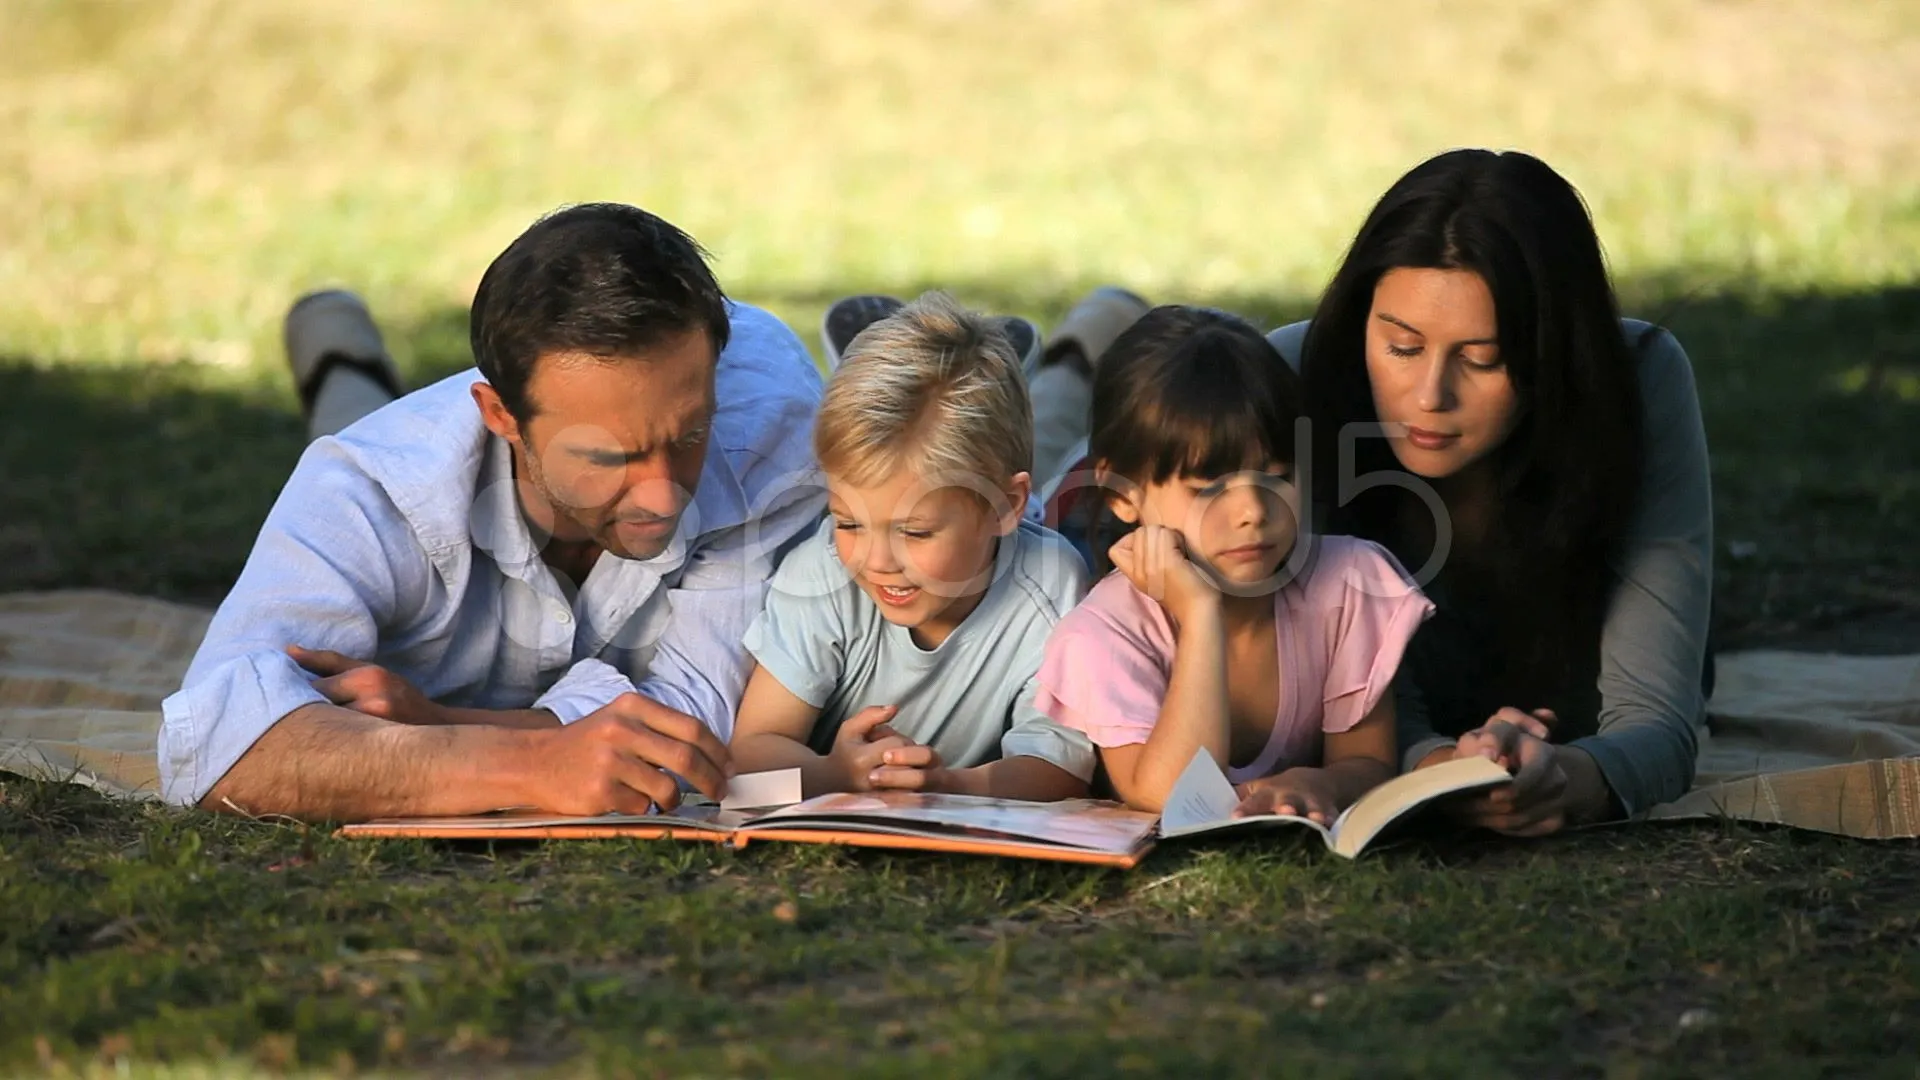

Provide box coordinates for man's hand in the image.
[289,646,447,725]
[1109,525,1218,628]
[521,692,732,815]
[825,705,913,792]
[1235,766,1342,824]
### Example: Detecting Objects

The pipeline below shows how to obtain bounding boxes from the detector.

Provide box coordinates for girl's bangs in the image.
[1134,366,1289,483]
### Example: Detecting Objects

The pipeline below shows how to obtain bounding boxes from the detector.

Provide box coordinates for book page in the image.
[1159,749,1241,833]
[720,768,803,810]
[744,792,1159,855]
[1157,749,1330,843]
[1327,755,1511,858]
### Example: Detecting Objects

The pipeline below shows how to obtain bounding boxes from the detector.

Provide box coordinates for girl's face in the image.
[1107,458,1300,590]
[1364,267,1520,480]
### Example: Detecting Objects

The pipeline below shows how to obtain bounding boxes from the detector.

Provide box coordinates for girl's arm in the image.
[1098,525,1234,811]
[1237,695,1397,821]
[1100,603,1228,811]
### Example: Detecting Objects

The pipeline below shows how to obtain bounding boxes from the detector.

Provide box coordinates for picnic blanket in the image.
[1,590,1917,838]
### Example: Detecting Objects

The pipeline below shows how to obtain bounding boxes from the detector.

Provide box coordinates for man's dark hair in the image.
[470,203,731,421]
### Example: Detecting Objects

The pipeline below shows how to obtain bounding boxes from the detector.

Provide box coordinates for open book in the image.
[337,768,1163,868]
[1160,749,1512,858]
[339,754,1510,867]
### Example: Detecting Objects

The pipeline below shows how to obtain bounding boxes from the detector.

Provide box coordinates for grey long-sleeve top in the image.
[1268,319,1712,815]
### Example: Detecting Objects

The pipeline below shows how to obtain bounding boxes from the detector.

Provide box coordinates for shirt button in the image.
[554,608,573,624]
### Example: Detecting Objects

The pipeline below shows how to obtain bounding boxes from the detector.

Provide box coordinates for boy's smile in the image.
[825,465,1029,649]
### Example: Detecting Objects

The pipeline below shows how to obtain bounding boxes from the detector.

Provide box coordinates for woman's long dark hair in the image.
[1301,149,1645,729]
[1085,305,1302,573]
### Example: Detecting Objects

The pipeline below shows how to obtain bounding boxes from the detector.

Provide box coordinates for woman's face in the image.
[1364,267,1519,480]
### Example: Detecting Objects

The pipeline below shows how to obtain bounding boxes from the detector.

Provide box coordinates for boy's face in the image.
[825,464,1030,648]
[1110,457,1300,591]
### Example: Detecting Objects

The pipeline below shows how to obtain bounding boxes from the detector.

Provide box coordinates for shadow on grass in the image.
[2,280,1916,645]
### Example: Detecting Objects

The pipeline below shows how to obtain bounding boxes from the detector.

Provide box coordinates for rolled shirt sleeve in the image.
[158,442,433,806]
[634,485,825,743]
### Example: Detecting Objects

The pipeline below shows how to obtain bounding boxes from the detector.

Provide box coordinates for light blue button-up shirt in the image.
[159,302,824,806]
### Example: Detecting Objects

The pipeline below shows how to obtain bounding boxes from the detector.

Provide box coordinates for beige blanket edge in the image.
[4,590,1918,839]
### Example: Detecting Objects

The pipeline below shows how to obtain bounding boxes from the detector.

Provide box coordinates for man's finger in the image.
[311,673,359,705]
[616,693,732,776]
[287,646,365,677]
[608,754,683,812]
[616,726,728,802]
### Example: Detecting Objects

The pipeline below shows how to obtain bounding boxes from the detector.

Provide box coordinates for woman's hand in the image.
[1444,708,1614,835]
[1109,525,1218,628]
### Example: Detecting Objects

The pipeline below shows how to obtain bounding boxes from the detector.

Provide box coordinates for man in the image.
[159,203,823,821]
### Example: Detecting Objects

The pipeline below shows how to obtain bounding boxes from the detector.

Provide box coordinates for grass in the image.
[2,0,1919,1075]
[6,777,1920,1078]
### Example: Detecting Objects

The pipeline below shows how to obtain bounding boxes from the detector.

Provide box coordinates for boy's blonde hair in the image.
[814,291,1033,495]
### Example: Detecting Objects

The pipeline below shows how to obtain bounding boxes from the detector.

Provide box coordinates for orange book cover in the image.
[337,789,1159,868]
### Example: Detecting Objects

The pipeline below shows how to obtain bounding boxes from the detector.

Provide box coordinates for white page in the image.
[720,768,803,811]
[1159,749,1241,832]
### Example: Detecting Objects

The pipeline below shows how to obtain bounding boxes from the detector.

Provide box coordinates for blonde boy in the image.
[733,292,1095,798]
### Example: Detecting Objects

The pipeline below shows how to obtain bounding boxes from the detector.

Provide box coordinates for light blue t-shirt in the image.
[743,517,1098,781]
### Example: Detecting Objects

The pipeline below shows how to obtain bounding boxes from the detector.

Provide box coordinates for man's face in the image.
[478,328,718,561]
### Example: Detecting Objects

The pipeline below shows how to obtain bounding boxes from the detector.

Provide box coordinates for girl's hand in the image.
[1446,708,1611,835]
[1109,525,1217,627]
[1234,767,1341,824]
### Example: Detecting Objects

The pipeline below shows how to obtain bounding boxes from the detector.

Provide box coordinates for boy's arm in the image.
[729,663,829,778]
[731,665,905,797]
[937,757,1090,801]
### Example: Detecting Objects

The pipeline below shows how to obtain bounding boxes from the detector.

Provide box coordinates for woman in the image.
[1270,148,1713,835]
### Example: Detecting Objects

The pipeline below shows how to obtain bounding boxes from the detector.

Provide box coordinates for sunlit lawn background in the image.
[3,1,1919,1076]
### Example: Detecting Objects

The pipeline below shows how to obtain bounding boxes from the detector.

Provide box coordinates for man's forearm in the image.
[198,702,543,822]
[438,705,560,730]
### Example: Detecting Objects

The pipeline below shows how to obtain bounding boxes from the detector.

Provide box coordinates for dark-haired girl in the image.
[1032,306,1434,817]
[1272,148,1712,834]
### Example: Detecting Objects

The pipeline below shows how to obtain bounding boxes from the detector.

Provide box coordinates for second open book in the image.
[339,752,1511,868]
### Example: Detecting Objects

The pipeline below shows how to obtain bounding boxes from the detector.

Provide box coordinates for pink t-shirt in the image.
[1033,535,1435,784]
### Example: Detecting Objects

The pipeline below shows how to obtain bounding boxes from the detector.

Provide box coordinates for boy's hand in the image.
[867,744,949,792]
[1109,525,1217,627]
[826,705,914,792]
[1234,767,1342,824]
